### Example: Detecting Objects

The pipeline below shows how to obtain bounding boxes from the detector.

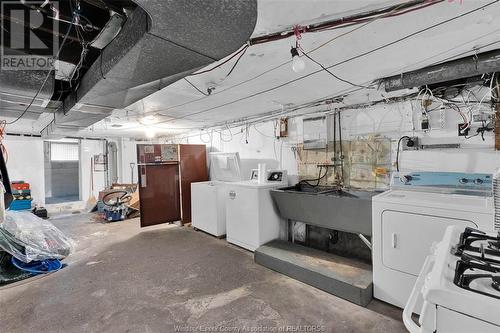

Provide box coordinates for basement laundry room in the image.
[2,0,500,332]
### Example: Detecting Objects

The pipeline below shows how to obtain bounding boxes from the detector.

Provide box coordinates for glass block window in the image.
[50,143,79,161]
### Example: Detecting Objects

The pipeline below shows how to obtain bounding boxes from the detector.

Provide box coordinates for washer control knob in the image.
[401,175,413,184]
[459,178,469,184]
[474,178,484,185]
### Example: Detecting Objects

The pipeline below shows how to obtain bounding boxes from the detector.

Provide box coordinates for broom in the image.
[85,157,97,212]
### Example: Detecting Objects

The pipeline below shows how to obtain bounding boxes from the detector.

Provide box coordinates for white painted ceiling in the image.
[7,0,500,138]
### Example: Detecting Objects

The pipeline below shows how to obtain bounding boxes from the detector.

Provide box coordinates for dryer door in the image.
[381,210,476,276]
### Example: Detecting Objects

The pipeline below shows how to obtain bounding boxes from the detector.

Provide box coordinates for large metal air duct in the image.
[382,49,500,92]
[49,0,257,136]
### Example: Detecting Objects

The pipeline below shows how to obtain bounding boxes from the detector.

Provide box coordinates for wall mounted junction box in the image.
[401,137,419,151]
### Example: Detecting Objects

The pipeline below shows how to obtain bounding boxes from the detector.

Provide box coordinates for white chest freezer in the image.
[191,181,228,237]
[191,152,242,237]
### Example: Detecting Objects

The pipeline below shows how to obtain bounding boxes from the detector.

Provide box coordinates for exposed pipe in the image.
[358,234,372,251]
[249,0,442,46]
[382,49,500,91]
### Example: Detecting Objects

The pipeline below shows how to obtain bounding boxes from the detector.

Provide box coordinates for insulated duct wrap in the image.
[48,0,257,137]
[0,54,54,120]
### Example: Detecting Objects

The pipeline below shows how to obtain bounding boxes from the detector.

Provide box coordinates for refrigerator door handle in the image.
[140,165,147,188]
[137,162,178,166]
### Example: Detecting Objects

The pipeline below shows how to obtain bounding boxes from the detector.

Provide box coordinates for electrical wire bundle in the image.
[122,0,500,136]
[188,44,249,78]
[186,1,438,82]
[149,0,498,130]
[415,73,498,139]
[4,0,494,141]
[186,0,444,90]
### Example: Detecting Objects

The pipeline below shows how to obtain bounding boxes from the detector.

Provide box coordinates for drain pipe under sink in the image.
[359,234,372,251]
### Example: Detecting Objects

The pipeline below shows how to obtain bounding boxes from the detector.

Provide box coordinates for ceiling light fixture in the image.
[52,6,60,20]
[291,25,305,73]
[145,127,156,139]
[291,47,305,73]
[141,115,157,125]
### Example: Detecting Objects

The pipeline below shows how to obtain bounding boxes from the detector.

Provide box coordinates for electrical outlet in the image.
[458,123,470,136]
[421,118,430,131]
[472,113,492,123]
[402,136,419,151]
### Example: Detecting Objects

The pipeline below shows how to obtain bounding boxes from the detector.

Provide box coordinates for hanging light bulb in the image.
[145,127,156,139]
[141,115,157,125]
[291,47,305,73]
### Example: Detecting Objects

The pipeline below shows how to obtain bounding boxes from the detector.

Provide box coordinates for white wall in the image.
[182,120,300,183]
[341,100,500,174]
[118,138,140,184]
[6,94,497,208]
[2,136,111,206]
[2,135,155,208]
[3,136,45,206]
[80,139,107,200]
[180,97,500,181]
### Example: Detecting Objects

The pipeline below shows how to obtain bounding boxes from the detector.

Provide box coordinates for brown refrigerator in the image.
[137,144,207,227]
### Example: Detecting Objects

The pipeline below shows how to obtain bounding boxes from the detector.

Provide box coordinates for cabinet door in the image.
[381,210,476,276]
[178,144,208,224]
[139,164,180,227]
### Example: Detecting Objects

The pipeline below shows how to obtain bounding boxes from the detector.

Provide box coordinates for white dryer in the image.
[372,189,494,308]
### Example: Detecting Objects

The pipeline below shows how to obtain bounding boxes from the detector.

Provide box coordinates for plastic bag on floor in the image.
[0,251,34,285]
[0,211,73,263]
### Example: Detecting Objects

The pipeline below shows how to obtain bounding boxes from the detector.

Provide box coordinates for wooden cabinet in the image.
[137,144,207,227]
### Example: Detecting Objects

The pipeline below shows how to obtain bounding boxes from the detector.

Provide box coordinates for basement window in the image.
[50,143,79,162]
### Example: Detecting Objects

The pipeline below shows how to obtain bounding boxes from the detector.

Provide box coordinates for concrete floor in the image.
[0,214,406,333]
[45,195,80,204]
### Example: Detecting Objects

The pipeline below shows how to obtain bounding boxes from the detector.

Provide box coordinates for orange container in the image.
[11,183,30,190]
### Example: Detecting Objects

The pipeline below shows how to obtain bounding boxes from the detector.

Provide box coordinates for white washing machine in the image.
[372,188,494,308]
[192,153,287,238]
[225,180,286,251]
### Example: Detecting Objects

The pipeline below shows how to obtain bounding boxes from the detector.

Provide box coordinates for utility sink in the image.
[281,184,340,194]
[270,184,379,236]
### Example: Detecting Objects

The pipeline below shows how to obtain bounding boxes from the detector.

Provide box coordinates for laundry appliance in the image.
[191,152,243,237]
[250,169,288,183]
[372,172,495,308]
[225,175,287,252]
